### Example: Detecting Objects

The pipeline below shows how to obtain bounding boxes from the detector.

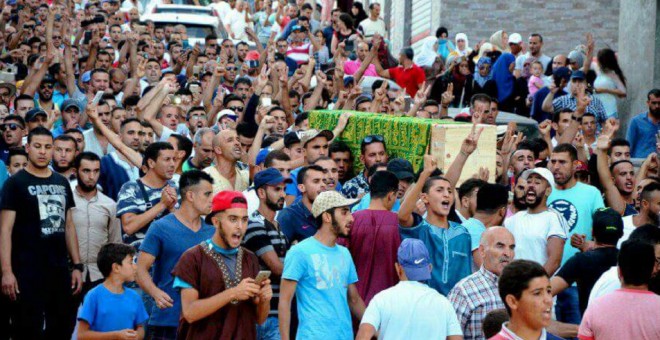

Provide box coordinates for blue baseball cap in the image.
[292,25,303,32]
[255,148,271,166]
[254,168,292,189]
[397,239,431,281]
[552,67,572,81]
[571,70,586,81]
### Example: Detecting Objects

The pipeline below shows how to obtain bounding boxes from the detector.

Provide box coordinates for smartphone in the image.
[84,31,92,43]
[189,84,200,94]
[248,60,259,69]
[260,97,272,107]
[92,91,104,105]
[255,270,271,284]
[192,65,201,77]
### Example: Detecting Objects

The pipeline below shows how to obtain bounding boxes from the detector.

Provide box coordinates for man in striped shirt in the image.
[243,168,292,340]
[286,22,312,66]
[448,227,515,340]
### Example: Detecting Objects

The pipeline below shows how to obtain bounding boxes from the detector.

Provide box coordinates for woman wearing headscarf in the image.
[414,36,439,68]
[448,33,472,59]
[471,55,498,99]
[430,55,475,108]
[491,52,517,112]
[489,30,509,52]
[435,26,455,63]
[472,42,494,64]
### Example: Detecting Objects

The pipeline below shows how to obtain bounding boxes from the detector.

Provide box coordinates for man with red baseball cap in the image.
[172,191,272,339]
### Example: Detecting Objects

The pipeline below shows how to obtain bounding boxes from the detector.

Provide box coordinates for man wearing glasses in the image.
[0,116,26,164]
[342,135,389,199]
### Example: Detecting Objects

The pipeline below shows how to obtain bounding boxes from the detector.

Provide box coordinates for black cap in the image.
[592,207,624,245]
[25,108,47,122]
[284,131,301,148]
[41,74,56,84]
[387,158,414,181]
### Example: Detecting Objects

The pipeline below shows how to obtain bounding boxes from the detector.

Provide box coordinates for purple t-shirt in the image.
[345,209,401,304]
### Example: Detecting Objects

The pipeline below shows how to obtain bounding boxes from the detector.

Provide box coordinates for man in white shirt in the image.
[358,3,386,42]
[225,0,252,41]
[356,238,463,340]
[515,34,552,73]
[505,168,568,276]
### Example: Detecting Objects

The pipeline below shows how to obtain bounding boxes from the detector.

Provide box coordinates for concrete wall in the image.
[435,0,620,57]
[617,0,658,136]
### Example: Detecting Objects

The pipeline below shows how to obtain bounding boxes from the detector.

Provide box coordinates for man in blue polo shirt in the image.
[277,165,327,243]
[627,88,660,158]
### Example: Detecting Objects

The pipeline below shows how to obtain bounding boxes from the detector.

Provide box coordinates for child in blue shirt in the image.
[77,243,149,339]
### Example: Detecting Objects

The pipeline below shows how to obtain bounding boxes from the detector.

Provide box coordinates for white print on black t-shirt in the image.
[37,194,66,236]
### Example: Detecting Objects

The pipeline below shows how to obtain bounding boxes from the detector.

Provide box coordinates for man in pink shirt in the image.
[344,42,377,77]
[578,239,660,340]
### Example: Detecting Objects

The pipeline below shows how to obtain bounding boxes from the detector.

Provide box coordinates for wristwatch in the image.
[72,263,84,272]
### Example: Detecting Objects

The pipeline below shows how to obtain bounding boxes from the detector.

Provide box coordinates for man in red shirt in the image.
[373,45,425,97]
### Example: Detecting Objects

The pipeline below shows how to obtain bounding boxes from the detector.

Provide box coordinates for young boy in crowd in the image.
[77,243,149,340]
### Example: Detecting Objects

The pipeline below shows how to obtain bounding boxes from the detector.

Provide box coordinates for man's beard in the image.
[526,193,544,209]
[650,108,660,119]
[53,162,72,173]
[78,180,97,193]
[265,196,284,211]
[513,194,527,210]
[331,214,349,238]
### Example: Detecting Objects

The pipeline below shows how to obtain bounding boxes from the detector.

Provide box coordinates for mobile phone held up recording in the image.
[84,31,92,44]
[255,270,271,284]
[92,91,104,105]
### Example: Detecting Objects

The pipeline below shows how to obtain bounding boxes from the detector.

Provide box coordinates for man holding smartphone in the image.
[243,168,292,339]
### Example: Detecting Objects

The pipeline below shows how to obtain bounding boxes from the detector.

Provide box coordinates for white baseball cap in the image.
[521,168,555,189]
[509,33,523,45]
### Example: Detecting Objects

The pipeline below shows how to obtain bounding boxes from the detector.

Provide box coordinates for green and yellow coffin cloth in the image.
[309,110,497,183]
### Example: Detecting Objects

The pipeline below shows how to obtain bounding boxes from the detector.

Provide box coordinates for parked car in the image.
[141,3,256,48]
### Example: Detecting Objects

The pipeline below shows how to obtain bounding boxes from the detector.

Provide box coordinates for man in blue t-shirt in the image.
[136,170,215,338]
[279,191,365,340]
[626,88,660,158]
[398,155,472,296]
[548,143,604,325]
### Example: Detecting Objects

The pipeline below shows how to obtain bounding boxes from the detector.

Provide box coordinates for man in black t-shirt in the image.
[549,208,623,314]
[0,127,83,340]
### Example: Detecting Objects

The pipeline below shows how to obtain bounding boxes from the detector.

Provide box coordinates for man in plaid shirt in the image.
[541,70,607,129]
[448,227,515,340]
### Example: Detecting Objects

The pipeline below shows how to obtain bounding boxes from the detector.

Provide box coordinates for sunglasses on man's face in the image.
[40,83,54,89]
[362,134,385,144]
[228,106,244,112]
[226,66,237,71]
[0,123,24,131]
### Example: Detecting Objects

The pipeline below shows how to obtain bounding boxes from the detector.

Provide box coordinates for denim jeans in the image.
[256,316,280,340]
[555,286,581,325]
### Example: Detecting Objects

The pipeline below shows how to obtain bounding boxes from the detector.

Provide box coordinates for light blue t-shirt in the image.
[140,214,215,327]
[548,181,605,265]
[0,160,8,194]
[78,284,149,332]
[282,237,358,340]
[399,214,472,295]
[462,218,487,252]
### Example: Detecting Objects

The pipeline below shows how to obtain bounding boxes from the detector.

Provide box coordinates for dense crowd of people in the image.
[1,0,660,339]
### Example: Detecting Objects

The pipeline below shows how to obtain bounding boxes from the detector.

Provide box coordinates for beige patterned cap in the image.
[311,191,359,218]
[299,129,334,147]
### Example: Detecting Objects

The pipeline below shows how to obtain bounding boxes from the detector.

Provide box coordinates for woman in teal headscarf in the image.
[435,26,455,62]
